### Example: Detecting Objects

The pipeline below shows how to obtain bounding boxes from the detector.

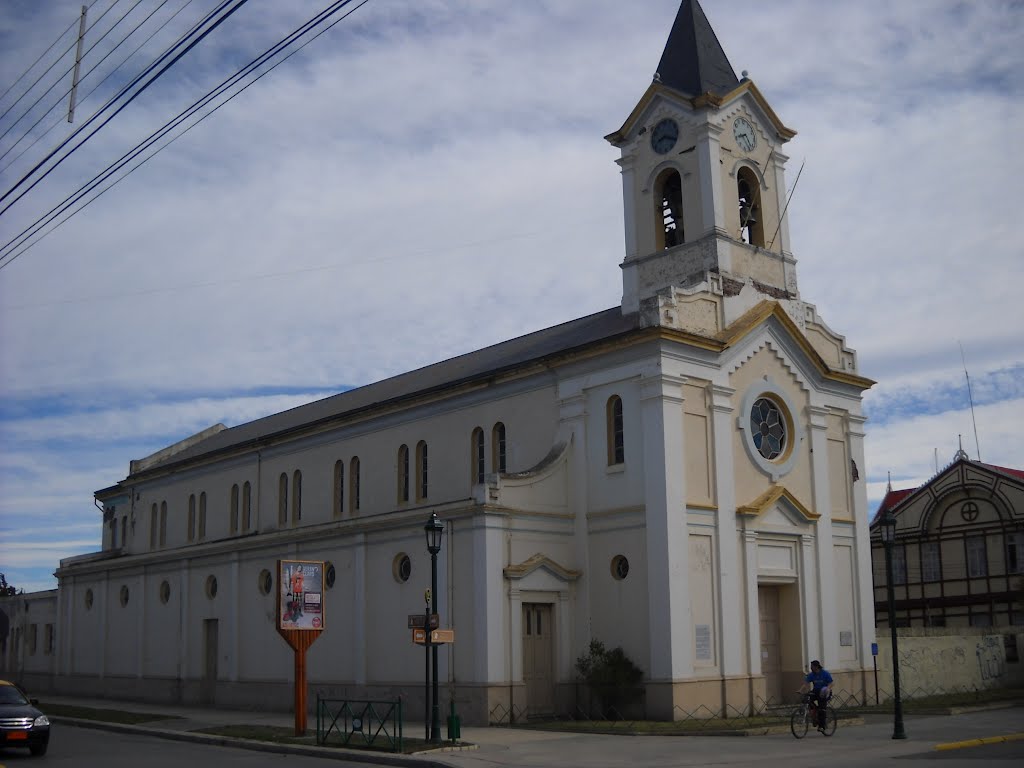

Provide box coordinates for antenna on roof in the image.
[934,448,938,474]
[886,472,892,493]
[958,341,981,461]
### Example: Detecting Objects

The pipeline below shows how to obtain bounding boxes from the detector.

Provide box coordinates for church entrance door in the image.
[522,603,554,716]
[758,586,782,704]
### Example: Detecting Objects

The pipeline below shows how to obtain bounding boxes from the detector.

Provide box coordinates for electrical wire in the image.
[0,0,198,176]
[0,0,251,217]
[0,0,371,269]
[0,5,82,108]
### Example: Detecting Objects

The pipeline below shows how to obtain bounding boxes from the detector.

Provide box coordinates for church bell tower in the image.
[606,0,801,334]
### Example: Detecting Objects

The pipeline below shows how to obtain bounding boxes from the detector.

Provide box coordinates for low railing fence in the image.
[316,696,403,752]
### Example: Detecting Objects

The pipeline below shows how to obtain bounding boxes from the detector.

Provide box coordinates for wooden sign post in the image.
[277,559,325,736]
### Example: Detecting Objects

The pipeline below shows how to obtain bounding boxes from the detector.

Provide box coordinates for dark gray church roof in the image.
[126,307,641,477]
[656,0,740,98]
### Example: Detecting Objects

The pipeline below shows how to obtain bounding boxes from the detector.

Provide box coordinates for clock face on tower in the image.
[733,117,756,152]
[650,118,679,154]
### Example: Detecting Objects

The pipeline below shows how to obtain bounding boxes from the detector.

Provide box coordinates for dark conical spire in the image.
[655,0,740,98]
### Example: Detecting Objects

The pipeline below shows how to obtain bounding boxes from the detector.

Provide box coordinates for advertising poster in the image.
[278,559,325,631]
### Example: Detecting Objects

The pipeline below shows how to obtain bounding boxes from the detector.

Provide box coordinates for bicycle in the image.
[790,692,836,738]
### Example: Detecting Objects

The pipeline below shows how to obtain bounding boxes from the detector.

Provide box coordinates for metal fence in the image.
[316,696,403,752]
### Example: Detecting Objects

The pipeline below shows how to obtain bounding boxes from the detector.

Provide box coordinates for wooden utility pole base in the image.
[277,628,322,735]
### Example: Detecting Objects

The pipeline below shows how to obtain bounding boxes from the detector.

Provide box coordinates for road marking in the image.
[934,733,1024,751]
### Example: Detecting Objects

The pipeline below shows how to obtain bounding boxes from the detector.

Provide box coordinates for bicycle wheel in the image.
[821,706,837,736]
[790,706,808,738]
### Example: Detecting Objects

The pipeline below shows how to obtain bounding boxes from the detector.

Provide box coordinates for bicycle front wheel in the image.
[821,707,837,736]
[790,707,809,739]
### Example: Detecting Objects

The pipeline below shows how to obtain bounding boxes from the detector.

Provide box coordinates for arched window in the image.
[109,517,117,548]
[159,501,167,546]
[278,473,289,526]
[471,427,485,484]
[242,482,252,531]
[350,456,361,513]
[188,494,196,542]
[397,444,410,503]
[416,441,428,500]
[150,503,158,550]
[492,422,507,474]
[198,491,207,539]
[607,395,624,465]
[292,470,302,523]
[230,484,239,534]
[120,516,127,548]
[737,166,765,247]
[333,460,344,519]
[655,168,684,249]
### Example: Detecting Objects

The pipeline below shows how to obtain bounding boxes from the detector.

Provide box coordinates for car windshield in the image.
[0,685,30,705]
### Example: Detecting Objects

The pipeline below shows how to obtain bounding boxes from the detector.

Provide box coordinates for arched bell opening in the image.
[654,167,684,250]
[737,166,765,247]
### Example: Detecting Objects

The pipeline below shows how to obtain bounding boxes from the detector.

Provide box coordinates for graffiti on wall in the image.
[976,636,1005,681]
[898,644,966,679]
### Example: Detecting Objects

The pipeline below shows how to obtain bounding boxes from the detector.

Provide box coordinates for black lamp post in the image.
[425,512,444,744]
[879,510,907,740]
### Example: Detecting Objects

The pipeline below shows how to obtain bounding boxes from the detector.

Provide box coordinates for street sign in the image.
[407,613,440,629]
[431,629,454,644]
[412,628,427,644]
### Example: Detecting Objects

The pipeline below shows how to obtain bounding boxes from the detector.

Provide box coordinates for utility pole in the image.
[67,6,88,123]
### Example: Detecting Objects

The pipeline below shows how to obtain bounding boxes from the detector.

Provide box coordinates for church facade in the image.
[21,1,877,724]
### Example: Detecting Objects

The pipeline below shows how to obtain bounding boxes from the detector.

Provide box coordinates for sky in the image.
[1,0,1022,593]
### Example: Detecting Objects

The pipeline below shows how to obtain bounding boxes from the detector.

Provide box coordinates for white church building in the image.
[8,0,877,724]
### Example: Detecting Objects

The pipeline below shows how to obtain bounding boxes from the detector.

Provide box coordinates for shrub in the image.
[575,639,643,718]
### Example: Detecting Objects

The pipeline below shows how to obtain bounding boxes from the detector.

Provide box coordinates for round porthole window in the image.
[325,562,336,589]
[393,553,411,583]
[739,377,799,481]
[258,569,273,595]
[205,575,218,600]
[119,585,130,607]
[611,555,630,581]
[159,580,171,604]
[84,588,94,610]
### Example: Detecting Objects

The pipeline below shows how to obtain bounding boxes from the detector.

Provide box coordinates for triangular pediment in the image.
[503,553,580,583]
[738,486,819,529]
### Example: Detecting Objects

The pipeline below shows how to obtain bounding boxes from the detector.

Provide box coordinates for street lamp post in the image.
[425,512,444,744]
[879,510,907,740]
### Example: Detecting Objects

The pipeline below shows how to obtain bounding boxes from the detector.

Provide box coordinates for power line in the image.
[0,5,82,108]
[0,0,372,270]
[0,0,199,176]
[0,0,252,217]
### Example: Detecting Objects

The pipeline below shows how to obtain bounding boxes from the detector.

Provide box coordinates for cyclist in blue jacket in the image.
[799,660,833,732]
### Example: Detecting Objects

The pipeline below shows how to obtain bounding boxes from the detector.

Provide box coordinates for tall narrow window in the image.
[188,494,196,542]
[891,544,907,585]
[121,516,127,547]
[278,473,289,526]
[160,501,167,546]
[967,535,988,577]
[230,485,239,534]
[1007,531,1024,574]
[921,541,941,582]
[350,456,361,513]
[198,492,207,539]
[655,168,683,249]
[492,422,507,474]
[417,441,428,500]
[397,445,410,503]
[472,427,485,484]
[242,482,252,532]
[150,504,158,550]
[737,166,765,247]
[292,470,302,523]
[333,460,345,519]
[607,395,624,465]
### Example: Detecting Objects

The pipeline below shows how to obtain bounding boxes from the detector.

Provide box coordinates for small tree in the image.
[575,639,643,719]
[0,573,16,596]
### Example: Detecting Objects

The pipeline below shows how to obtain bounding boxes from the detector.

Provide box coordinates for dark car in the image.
[0,680,50,757]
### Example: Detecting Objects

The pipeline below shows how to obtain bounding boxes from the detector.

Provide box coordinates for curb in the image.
[934,732,1024,752]
[54,716,451,766]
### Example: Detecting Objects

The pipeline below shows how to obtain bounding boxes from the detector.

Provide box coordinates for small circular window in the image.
[960,501,979,522]
[119,585,130,607]
[750,397,786,460]
[84,588,94,609]
[258,569,273,595]
[393,553,411,583]
[611,555,630,581]
[205,575,218,600]
[159,581,171,604]
[325,562,336,589]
